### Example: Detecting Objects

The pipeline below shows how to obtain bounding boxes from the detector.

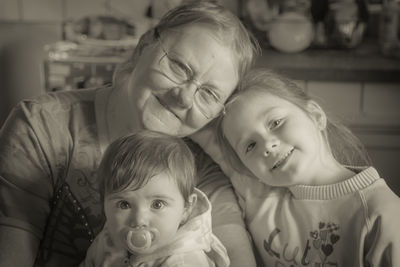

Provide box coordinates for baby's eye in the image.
[151,200,166,210]
[270,119,282,129]
[117,200,130,210]
[245,142,256,153]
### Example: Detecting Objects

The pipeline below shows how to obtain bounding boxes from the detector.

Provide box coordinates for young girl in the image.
[216,69,400,266]
[80,130,229,267]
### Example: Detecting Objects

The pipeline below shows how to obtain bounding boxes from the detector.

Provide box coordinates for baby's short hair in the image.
[98,130,196,202]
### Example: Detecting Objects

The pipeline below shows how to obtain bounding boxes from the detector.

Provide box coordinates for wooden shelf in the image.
[255,39,400,83]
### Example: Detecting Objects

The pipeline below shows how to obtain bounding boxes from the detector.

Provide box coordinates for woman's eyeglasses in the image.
[156,33,225,119]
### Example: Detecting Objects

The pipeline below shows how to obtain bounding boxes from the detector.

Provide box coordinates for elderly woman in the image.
[0,2,260,267]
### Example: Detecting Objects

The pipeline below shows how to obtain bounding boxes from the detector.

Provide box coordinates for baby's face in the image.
[104,173,189,255]
[223,90,326,187]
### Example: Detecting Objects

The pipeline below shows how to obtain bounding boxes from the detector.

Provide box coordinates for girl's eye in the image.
[151,200,166,210]
[245,142,256,153]
[270,119,282,129]
[117,200,130,210]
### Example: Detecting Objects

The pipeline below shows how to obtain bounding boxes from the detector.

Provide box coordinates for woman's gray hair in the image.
[113,1,260,91]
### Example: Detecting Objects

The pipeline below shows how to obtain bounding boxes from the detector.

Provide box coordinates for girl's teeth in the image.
[272,149,293,170]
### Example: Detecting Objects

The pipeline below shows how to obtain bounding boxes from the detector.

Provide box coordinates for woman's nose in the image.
[171,81,198,109]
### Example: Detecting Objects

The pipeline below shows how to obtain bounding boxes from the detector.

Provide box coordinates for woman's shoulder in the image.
[12,87,100,125]
[183,138,212,164]
[4,87,102,144]
[21,87,98,111]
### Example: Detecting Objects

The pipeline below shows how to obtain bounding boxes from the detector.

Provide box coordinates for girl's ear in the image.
[306,100,327,130]
[181,193,197,225]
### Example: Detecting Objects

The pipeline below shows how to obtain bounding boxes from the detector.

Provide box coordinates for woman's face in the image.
[122,25,239,137]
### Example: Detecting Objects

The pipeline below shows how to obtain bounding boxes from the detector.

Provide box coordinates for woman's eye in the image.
[245,142,256,153]
[198,86,220,103]
[117,200,130,209]
[151,200,165,210]
[168,58,190,81]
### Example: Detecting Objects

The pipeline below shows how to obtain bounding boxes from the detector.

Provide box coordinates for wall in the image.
[0,23,61,123]
[0,0,151,22]
[0,0,152,125]
[302,80,400,194]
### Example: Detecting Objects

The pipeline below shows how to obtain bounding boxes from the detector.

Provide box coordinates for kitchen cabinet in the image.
[255,40,400,194]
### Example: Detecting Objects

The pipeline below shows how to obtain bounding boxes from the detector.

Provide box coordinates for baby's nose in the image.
[130,209,149,227]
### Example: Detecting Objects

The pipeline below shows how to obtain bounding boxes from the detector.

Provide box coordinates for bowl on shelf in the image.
[268,12,314,53]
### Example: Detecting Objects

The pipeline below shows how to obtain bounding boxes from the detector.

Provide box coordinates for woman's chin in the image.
[140,97,178,134]
[142,117,195,137]
[142,117,178,136]
[141,96,201,137]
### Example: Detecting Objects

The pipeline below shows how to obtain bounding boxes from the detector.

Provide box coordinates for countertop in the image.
[255,39,400,83]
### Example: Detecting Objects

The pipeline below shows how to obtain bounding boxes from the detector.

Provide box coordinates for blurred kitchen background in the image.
[0,0,399,194]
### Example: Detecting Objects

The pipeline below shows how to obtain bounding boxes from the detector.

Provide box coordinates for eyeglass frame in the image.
[154,29,226,119]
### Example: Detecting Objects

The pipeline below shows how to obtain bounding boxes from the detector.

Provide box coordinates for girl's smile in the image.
[271,147,294,171]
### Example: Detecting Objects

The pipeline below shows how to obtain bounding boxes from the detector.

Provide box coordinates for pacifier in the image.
[126,229,153,254]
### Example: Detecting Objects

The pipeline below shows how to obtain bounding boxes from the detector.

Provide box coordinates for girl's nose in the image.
[262,136,280,156]
[171,81,198,109]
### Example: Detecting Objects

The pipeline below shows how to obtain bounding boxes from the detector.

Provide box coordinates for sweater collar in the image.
[289,167,380,200]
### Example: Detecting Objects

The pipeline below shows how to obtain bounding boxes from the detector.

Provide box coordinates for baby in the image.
[80,130,229,267]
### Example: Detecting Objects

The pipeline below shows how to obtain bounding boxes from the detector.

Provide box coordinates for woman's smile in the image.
[155,95,181,121]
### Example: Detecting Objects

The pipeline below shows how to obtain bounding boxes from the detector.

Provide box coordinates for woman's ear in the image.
[181,193,197,225]
[306,100,327,130]
[113,29,157,89]
[131,28,156,62]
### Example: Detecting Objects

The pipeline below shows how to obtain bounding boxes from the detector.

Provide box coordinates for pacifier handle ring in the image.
[126,229,152,254]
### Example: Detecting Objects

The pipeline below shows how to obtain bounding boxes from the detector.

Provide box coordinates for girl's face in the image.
[222,90,328,187]
[121,24,239,137]
[104,173,193,255]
